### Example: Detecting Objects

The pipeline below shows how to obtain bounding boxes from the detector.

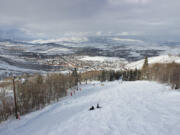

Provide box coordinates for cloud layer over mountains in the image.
[0,0,180,40]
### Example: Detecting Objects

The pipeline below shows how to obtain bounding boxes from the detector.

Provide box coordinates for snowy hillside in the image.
[79,56,127,62]
[30,37,88,44]
[1,81,180,135]
[126,55,180,70]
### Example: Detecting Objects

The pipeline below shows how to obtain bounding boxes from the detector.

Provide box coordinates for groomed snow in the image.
[0,81,180,135]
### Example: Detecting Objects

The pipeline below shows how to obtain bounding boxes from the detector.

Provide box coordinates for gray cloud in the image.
[0,0,180,40]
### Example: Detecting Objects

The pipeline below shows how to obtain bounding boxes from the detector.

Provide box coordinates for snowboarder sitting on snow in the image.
[96,104,101,109]
[89,106,95,111]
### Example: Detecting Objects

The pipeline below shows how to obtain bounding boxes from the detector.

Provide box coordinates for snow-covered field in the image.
[1,81,180,135]
[79,56,127,62]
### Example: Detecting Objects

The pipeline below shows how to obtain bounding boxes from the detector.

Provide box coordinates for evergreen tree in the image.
[72,68,78,85]
[142,56,149,79]
[101,70,106,82]
[142,56,148,70]
[109,71,115,81]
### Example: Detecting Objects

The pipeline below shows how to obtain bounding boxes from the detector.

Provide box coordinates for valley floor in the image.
[0,81,180,135]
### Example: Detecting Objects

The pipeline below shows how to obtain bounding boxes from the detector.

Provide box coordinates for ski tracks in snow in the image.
[1,81,180,135]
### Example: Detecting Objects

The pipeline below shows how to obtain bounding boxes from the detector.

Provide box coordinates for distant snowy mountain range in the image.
[29,36,180,58]
[0,36,180,78]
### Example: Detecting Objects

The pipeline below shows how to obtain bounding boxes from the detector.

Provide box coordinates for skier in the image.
[96,104,101,109]
[89,106,95,111]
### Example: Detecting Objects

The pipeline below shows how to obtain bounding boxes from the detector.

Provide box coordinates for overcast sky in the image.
[0,0,180,40]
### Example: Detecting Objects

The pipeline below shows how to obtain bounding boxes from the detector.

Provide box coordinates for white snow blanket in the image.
[0,81,180,135]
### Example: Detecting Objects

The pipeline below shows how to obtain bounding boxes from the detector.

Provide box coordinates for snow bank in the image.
[0,81,180,135]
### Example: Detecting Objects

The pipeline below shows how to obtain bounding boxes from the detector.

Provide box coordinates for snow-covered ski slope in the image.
[1,81,180,135]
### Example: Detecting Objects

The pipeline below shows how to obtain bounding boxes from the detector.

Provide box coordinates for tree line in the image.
[1,68,142,122]
[0,72,75,122]
[141,58,180,89]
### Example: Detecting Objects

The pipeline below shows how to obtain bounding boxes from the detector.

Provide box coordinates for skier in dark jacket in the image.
[89,106,95,111]
[96,104,101,109]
